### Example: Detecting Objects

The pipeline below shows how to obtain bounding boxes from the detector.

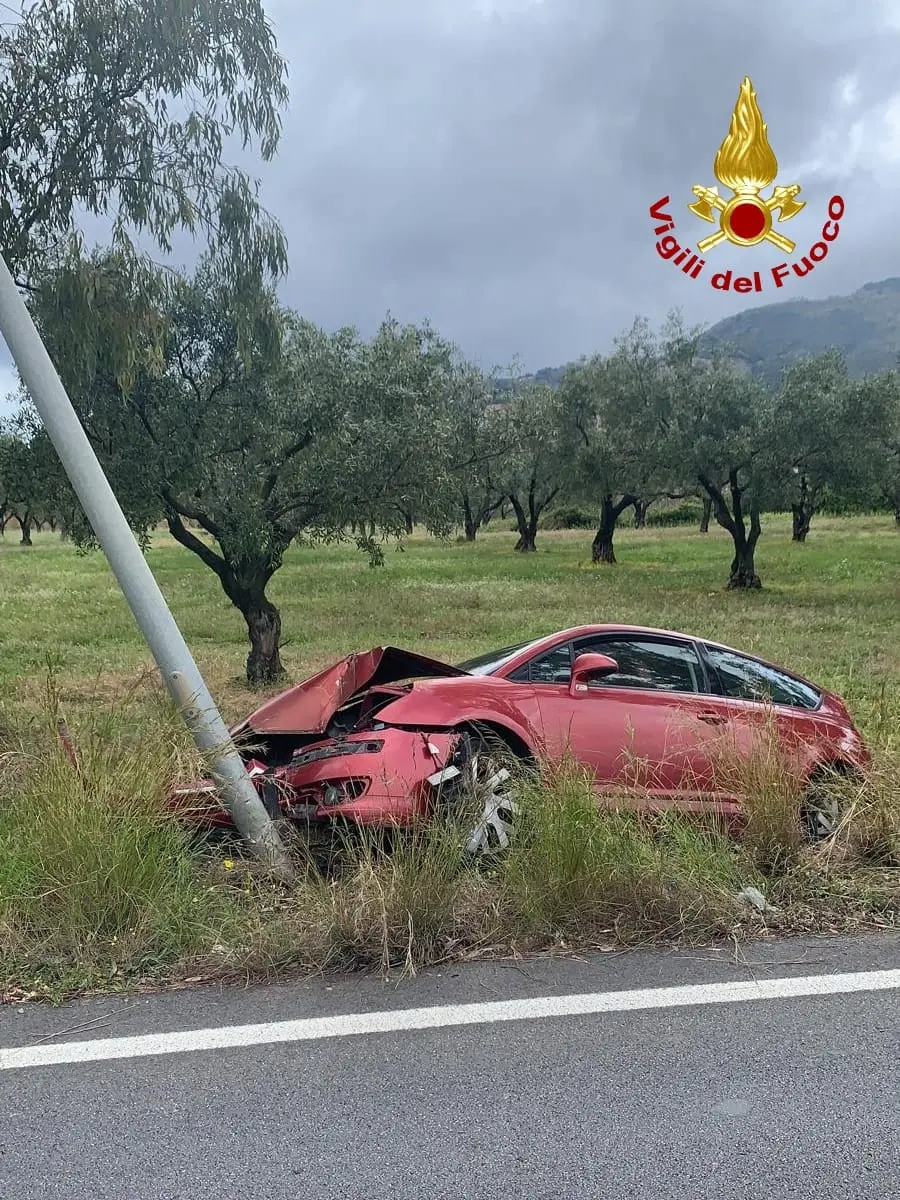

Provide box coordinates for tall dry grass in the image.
[0,708,231,994]
[1,705,897,1001]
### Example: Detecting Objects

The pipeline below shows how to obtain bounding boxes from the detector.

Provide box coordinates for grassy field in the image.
[0,514,898,1000]
[2,513,898,732]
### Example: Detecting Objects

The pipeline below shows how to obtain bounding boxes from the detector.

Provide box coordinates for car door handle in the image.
[697,710,728,725]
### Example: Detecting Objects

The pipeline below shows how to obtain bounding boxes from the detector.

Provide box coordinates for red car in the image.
[170,625,870,853]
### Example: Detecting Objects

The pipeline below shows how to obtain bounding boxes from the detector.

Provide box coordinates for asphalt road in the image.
[1,933,898,1199]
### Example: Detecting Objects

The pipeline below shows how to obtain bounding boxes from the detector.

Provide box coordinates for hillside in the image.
[698,277,900,383]
[503,277,900,389]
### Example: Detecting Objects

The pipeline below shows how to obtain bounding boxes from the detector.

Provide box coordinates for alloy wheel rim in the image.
[463,753,519,855]
[805,791,840,840]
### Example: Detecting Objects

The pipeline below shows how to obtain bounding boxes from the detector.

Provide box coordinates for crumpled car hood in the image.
[234,646,468,735]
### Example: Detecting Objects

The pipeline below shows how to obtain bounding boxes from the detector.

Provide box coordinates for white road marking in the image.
[2,968,898,1072]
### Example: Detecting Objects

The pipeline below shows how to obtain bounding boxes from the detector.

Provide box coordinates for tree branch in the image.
[164,507,226,578]
[613,493,638,519]
[729,467,744,527]
[698,472,737,536]
[161,488,221,539]
[261,430,314,504]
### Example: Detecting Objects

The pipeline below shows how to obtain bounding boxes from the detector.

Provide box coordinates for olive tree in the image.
[492,381,567,553]
[664,334,775,589]
[559,318,679,565]
[445,366,508,541]
[31,259,465,682]
[772,352,891,542]
[0,417,63,542]
[866,370,900,525]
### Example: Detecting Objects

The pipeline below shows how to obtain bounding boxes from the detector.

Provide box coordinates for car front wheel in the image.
[429,727,523,857]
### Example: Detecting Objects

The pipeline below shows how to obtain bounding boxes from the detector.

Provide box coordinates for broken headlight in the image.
[319,779,369,807]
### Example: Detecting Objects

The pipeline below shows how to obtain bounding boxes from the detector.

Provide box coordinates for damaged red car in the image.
[169,625,870,853]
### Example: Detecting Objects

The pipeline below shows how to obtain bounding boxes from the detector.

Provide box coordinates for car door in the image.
[693,644,825,792]
[516,634,730,810]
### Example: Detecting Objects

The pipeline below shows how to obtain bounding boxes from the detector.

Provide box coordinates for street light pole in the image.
[0,251,294,882]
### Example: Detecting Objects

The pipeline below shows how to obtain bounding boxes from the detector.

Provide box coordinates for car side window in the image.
[574,637,702,694]
[510,643,573,684]
[703,646,820,709]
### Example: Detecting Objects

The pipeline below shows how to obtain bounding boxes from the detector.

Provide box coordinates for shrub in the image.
[647,500,705,527]
[541,505,595,530]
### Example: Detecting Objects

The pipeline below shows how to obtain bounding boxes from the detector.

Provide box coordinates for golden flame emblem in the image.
[688,77,805,253]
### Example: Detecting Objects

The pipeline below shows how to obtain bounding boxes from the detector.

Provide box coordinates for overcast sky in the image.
[4,0,900,406]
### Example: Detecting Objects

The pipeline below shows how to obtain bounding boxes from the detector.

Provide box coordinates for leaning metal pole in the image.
[0,251,294,882]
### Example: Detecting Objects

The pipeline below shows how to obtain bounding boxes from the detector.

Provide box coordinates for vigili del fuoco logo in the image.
[649,76,844,294]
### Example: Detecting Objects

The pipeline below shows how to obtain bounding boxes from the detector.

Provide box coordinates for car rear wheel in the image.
[801,765,854,841]
[430,727,523,857]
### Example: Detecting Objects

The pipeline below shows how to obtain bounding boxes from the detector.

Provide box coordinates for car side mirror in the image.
[569,652,619,695]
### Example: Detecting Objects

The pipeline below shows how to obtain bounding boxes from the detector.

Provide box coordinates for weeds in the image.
[496,760,750,944]
[0,709,230,995]
[706,713,807,875]
[3,705,895,1004]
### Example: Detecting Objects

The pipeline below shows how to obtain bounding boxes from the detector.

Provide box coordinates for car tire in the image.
[801,764,855,841]
[430,725,524,858]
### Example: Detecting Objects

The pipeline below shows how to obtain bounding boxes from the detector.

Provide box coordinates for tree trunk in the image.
[632,498,648,529]
[462,494,478,542]
[727,539,761,589]
[244,595,285,685]
[220,567,286,685]
[164,509,290,687]
[591,493,637,564]
[402,508,414,536]
[895,503,900,526]
[509,493,538,552]
[700,496,712,533]
[726,502,762,589]
[791,504,813,543]
[699,472,763,589]
[19,510,32,546]
[791,475,814,542]
[591,519,616,564]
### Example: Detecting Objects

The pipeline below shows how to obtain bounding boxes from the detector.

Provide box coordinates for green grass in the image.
[2,514,898,735]
[0,514,898,1000]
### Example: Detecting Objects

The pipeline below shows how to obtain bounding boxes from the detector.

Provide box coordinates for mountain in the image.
[501,277,900,390]
[698,277,900,383]
[493,364,569,392]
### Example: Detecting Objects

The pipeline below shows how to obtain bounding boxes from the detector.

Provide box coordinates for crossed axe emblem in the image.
[688,183,806,253]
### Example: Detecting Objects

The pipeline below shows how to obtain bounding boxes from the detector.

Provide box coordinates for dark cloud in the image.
[259,0,900,368]
[3,0,900,414]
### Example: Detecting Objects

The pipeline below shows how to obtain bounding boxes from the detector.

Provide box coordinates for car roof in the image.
[508,624,706,652]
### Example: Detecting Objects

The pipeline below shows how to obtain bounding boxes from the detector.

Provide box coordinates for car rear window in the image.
[704,646,821,709]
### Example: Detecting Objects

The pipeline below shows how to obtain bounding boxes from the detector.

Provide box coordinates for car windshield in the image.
[455,640,533,675]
